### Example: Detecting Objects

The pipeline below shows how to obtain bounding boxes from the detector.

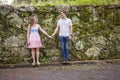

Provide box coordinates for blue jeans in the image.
[59,36,70,61]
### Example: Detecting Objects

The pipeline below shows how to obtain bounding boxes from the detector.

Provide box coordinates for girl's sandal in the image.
[37,62,40,67]
[32,62,36,67]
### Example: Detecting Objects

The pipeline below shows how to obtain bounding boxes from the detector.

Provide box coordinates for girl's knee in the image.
[31,48,35,52]
[36,48,39,52]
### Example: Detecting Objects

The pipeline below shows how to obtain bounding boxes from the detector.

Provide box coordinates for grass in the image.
[30,0,120,6]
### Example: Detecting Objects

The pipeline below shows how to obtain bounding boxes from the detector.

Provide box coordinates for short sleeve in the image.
[69,19,72,27]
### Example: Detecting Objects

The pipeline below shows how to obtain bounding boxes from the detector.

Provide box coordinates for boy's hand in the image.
[69,35,72,40]
[51,34,55,38]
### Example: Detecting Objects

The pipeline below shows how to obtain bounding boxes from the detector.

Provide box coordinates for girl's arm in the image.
[27,24,30,43]
[38,24,51,38]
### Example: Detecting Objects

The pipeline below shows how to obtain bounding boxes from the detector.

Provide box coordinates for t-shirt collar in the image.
[61,17,68,20]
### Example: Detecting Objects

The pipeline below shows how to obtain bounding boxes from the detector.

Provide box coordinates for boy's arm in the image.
[52,26,59,37]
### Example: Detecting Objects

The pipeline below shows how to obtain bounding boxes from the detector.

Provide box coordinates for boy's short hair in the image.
[60,10,67,14]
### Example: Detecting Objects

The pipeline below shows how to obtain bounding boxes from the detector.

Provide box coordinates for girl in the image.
[27,16,52,66]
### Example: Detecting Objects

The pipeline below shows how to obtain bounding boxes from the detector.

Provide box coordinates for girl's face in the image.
[32,17,36,23]
[30,17,37,25]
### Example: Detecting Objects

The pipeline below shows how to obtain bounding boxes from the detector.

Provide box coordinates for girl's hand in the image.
[48,35,53,39]
[27,40,30,45]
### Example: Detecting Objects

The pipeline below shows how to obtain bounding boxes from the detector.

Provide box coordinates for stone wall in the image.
[0,4,120,64]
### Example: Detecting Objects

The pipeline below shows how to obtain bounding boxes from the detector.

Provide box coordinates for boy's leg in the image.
[59,36,66,61]
[65,36,70,61]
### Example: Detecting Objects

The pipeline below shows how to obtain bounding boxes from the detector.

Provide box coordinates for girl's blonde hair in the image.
[30,15,37,27]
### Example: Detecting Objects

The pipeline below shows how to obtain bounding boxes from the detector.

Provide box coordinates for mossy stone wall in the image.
[0,4,120,64]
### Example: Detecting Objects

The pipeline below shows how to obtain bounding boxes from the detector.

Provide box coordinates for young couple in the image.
[27,11,73,66]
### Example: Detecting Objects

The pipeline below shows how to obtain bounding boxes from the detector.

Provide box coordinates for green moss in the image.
[17,0,120,6]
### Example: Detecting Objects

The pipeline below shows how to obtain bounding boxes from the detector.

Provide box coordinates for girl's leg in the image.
[31,48,36,65]
[36,48,40,65]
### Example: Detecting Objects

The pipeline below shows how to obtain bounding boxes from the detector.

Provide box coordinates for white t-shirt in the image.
[57,18,72,36]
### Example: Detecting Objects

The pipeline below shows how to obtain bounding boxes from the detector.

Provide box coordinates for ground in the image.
[0,62,120,80]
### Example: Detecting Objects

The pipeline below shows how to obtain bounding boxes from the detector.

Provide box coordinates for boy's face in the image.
[60,12,66,18]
